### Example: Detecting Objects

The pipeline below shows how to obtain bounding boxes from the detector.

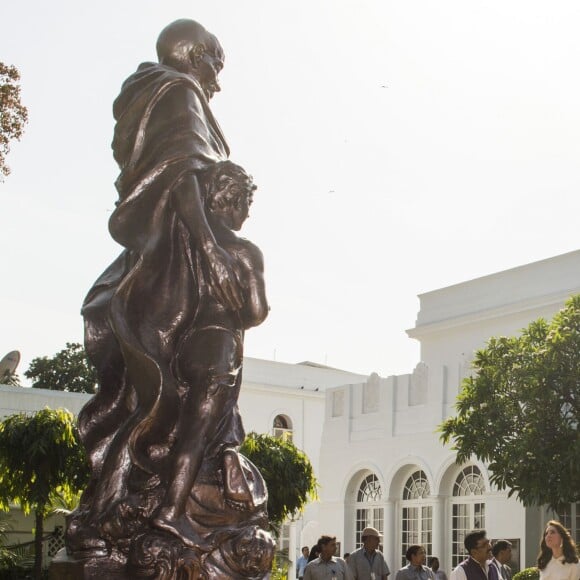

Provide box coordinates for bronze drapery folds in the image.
[60,19,274,579]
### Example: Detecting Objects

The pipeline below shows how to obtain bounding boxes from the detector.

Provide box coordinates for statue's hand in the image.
[205,245,243,310]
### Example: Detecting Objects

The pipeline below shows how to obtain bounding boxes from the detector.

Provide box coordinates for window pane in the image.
[403,471,431,500]
[453,466,485,497]
[401,472,433,567]
[401,506,419,566]
[373,507,384,535]
[355,473,384,549]
[474,503,485,529]
[452,503,469,568]
[358,474,383,502]
[421,506,433,561]
[356,506,384,549]
[557,504,572,533]
[277,523,290,555]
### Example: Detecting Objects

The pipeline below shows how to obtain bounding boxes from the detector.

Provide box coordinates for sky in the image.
[2,0,580,381]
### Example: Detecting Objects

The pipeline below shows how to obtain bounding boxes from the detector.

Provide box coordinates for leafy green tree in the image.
[25,342,97,393]
[0,408,89,579]
[240,432,318,526]
[440,294,580,510]
[0,62,28,179]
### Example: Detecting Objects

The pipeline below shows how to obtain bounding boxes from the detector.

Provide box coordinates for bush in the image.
[513,567,539,580]
[270,553,289,580]
[240,432,318,525]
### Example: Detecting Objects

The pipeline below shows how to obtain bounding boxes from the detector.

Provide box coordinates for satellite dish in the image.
[0,350,21,378]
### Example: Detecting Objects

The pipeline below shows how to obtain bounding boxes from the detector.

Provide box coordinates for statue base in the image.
[49,550,128,580]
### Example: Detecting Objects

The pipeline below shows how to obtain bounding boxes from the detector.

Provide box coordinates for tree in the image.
[439,294,580,511]
[0,408,89,579]
[240,432,318,526]
[0,62,28,179]
[25,342,97,393]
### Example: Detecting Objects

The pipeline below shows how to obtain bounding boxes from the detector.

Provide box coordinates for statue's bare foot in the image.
[152,507,201,548]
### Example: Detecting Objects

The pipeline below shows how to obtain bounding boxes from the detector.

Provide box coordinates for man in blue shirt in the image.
[297,546,310,579]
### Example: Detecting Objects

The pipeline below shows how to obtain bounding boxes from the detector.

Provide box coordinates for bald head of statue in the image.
[156,19,225,100]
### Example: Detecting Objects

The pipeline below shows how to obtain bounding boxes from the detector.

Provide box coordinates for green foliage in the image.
[0,408,89,517]
[440,294,580,510]
[512,568,539,580]
[0,63,28,179]
[47,488,83,517]
[2,539,35,573]
[270,553,290,580]
[25,342,97,393]
[0,409,89,577]
[240,432,318,525]
[0,513,17,568]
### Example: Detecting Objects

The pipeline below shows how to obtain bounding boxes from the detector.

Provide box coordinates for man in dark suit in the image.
[491,540,513,580]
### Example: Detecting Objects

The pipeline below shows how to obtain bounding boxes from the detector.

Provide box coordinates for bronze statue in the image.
[58,19,275,579]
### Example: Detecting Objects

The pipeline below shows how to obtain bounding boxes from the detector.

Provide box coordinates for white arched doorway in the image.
[345,471,385,551]
[450,465,486,567]
[400,470,433,567]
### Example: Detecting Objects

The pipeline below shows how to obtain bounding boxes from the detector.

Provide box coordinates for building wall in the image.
[313,250,580,574]
[316,376,541,571]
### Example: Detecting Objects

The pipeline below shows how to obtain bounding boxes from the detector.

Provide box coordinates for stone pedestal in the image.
[49,550,128,580]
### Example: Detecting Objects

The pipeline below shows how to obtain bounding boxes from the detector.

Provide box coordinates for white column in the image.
[288,520,298,580]
[431,496,446,572]
[385,500,396,572]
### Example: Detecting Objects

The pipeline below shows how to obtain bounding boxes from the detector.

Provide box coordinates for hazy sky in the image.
[2,0,580,380]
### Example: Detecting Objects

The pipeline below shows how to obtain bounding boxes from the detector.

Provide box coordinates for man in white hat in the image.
[348,527,391,580]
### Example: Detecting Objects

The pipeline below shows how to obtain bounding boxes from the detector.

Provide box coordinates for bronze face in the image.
[195,42,224,100]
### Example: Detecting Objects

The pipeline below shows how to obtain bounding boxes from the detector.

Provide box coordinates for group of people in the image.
[296,527,389,580]
[295,521,580,580]
[449,522,579,580]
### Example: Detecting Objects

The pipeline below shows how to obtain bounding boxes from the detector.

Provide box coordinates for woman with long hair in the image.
[537,520,580,580]
[307,541,322,563]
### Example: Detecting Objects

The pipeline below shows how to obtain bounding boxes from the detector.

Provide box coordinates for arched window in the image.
[401,470,432,566]
[404,470,430,500]
[451,466,486,567]
[355,474,384,549]
[272,414,293,442]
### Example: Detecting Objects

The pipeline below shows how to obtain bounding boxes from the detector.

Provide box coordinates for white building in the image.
[2,250,580,575]
[312,249,580,576]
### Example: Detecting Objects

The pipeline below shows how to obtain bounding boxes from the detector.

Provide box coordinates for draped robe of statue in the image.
[66,61,274,578]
